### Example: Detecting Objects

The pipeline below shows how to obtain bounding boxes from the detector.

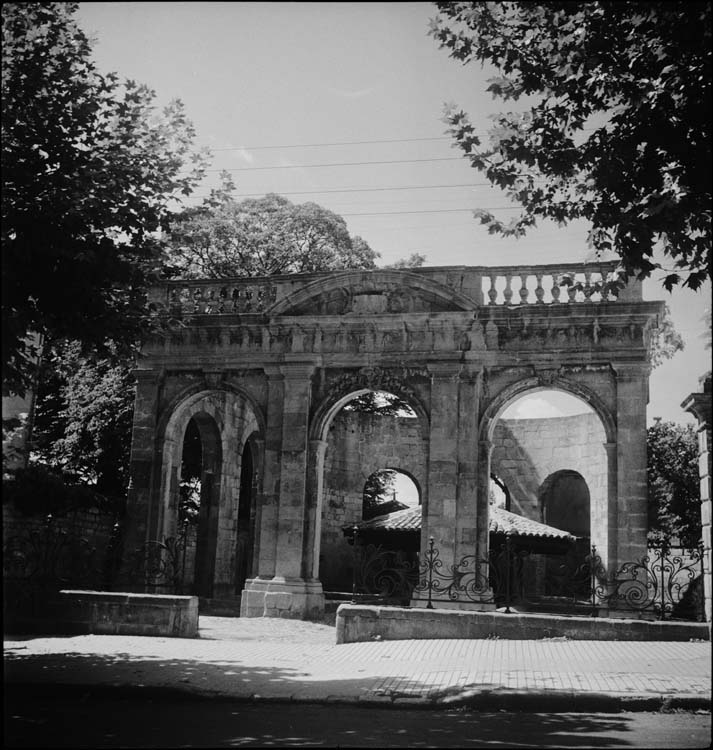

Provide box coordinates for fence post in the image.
[504,534,512,614]
[425,536,435,609]
[659,540,668,621]
[590,544,598,617]
[181,518,189,595]
[351,526,359,604]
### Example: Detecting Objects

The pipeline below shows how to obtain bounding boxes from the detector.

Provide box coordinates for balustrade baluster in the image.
[567,279,577,303]
[503,275,514,305]
[551,275,561,303]
[535,274,545,304]
[584,271,593,300]
[518,274,529,304]
[487,275,498,305]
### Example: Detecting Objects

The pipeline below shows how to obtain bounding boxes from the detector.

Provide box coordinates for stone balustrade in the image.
[147,262,637,318]
[477,262,628,306]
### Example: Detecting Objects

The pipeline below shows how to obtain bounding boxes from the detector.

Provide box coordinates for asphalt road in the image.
[4,683,711,748]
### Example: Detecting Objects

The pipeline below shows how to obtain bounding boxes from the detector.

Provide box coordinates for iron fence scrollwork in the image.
[347,531,704,621]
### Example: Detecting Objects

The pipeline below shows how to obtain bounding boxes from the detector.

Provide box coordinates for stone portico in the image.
[124,263,663,618]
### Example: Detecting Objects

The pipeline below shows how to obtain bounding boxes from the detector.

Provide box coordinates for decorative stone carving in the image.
[485,319,499,350]
[325,365,427,404]
[535,367,561,387]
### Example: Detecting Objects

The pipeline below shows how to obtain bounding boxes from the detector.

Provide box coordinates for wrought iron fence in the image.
[349,534,705,621]
[3,515,195,623]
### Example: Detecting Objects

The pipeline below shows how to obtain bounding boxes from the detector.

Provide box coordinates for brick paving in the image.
[4,616,711,709]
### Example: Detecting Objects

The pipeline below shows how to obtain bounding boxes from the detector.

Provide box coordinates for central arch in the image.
[306,383,429,589]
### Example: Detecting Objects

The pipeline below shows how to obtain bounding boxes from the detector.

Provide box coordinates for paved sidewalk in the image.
[4,617,711,710]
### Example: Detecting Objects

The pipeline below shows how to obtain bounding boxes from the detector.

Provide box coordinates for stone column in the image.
[682,373,712,632]
[241,360,324,618]
[599,441,618,572]
[305,438,328,582]
[457,368,493,608]
[612,363,649,567]
[415,363,493,609]
[122,369,163,583]
[241,367,283,616]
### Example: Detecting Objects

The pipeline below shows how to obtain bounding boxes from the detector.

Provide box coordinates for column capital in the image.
[611,362,650,379]
[280,360,318,380]
[681,392,712,428]
[131,368,164,386]
[202,369,225,389]
[427,362,462,380]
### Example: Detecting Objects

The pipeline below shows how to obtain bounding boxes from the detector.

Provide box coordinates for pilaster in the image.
[612,363,649,566]
[242,360,325,617]
[124,369,163,556]
[682,374,712,630]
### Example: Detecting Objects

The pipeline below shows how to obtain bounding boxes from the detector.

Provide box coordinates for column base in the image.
[240,576,324,619]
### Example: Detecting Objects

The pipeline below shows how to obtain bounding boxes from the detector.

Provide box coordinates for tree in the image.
[430,2,711,291]
[167,174,379,278]
[647,420,701,544]
[2,2,208,396]
[31,340,135,500]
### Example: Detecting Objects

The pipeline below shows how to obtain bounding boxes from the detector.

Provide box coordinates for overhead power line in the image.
[322,207,523,217]
[188,183,493,199]
[207,129,597,153]
[209,136,450,151]
[205,157,464,172]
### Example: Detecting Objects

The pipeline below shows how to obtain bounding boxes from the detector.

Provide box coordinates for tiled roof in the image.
[344,505,577,541]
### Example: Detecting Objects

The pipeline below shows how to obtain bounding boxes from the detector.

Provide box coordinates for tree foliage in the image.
[167,173,379,278]
[430,1,711,290]
[31,341,135,501]
[647,420,701,543]
[2,2,208,396]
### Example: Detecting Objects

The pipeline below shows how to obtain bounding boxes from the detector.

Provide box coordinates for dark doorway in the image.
[182,413,222,599]
[235,439,255,595]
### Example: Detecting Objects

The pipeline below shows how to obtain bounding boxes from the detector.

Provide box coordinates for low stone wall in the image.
[336,604,710,644]
[48,590,199,638]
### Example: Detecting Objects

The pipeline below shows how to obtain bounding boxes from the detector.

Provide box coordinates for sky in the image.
[75,1,710,425]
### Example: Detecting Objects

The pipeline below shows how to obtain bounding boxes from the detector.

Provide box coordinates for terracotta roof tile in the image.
[344,505,577,540]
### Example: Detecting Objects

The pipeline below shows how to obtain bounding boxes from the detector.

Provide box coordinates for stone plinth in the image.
[240,576,324,619]
[336,604,709,644]
[51,590,199,638]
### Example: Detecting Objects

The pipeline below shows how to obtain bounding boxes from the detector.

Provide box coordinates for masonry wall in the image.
[3,504,117,548]
[320,410,427,591]
[318,410,608,594]
[491,412,608,535]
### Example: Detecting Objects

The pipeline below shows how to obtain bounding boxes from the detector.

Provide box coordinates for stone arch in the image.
[539,469,591,537]
[307,382,429,587]
[479,376,616,446]
[156,387,263,599]
[479,376,612,564]
[362,466,422,520]
[309,367,429,444]
[269,269,476,316]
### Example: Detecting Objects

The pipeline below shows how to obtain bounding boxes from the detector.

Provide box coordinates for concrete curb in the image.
[7,680,710,713]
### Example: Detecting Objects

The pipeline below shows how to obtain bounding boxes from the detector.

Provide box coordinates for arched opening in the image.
[490,474,510,511]
[235,437,256,595]
[484,386,609,611]
[489,387,606,534]
[316,389,426,595]
[180,412,222,599]
[540,469,591,537]
[363,468,420,520]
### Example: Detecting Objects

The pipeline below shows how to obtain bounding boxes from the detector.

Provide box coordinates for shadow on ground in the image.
[3,682,660,748]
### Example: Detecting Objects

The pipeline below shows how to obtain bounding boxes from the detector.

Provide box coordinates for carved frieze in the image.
[324,365,428,404]
[289,281,462,316]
